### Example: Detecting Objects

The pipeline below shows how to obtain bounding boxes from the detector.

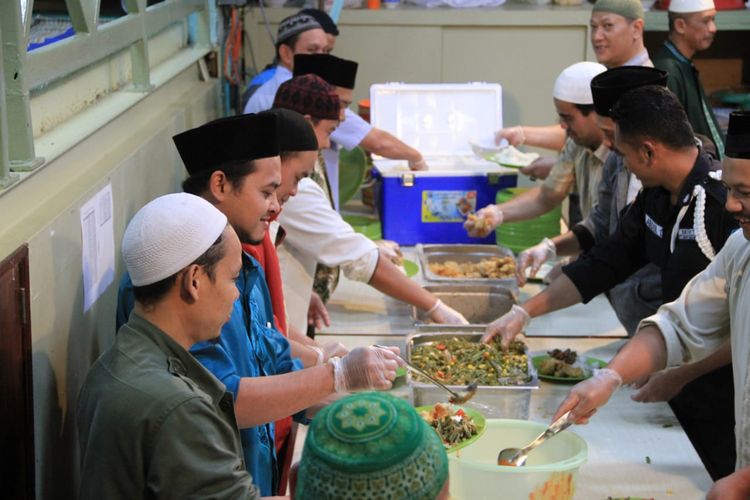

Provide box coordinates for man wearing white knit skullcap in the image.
[653,0,723,156]
[77,193,267,499]
[466,62,608,283]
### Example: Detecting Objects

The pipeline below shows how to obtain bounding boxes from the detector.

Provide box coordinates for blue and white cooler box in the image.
[370,83,517,245]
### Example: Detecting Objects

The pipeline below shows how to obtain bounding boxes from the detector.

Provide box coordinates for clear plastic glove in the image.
[321,341,349,361]
[375,240,403,267]
[516,238,556,286]
[426,299,470,325]
[408,157,428,171]
[464,205,504,238]
[630,368,687,403]
[481,304,530,347]
[552,368,623,424]
[495,126,526,146]
[519,156,554,181]
[330,346,402,392]
[307,291,330,329]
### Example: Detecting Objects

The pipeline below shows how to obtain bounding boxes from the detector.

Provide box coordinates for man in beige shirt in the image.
[465,62,608,243]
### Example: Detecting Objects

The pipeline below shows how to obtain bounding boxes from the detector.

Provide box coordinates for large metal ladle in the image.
[497,411,575,467]
[373,344,478,404]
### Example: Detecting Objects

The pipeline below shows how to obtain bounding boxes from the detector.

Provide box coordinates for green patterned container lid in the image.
[295,392,448,499]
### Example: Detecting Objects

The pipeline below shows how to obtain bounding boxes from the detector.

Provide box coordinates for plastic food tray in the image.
[407,330,538,419]
[417,243,517,288]
[412,283,517,329]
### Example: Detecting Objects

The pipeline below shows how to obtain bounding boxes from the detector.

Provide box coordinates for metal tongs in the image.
[373,344,478,404]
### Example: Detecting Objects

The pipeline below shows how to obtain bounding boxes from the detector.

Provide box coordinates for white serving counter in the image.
[305,252,713,499]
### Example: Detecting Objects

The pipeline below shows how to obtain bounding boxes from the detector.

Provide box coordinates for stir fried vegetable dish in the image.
[420,403,478,447]
[411,337,530,386]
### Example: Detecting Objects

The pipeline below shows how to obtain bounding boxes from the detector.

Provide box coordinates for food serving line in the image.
[291,247,714,499]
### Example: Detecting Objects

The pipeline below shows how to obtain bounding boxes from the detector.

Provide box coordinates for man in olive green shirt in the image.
[77,193,261,500]
[653,0,724,156]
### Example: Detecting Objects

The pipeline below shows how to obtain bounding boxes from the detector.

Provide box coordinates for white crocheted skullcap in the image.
[553,61,608,105]
[669,0,715,13]
[122,193,227,286]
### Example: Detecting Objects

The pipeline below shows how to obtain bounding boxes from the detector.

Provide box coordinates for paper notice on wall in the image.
[80,183,115,312]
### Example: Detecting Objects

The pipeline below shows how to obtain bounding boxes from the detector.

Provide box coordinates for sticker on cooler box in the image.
[422,190,477,223]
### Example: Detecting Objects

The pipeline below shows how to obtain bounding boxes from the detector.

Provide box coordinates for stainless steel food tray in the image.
[412,284,518,329]
[417,244,517,287]
[407,330,538,419]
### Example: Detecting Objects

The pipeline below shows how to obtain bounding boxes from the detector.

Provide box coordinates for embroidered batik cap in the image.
[295,392,449,500]
[273,74,341,121]
[276,13,322,47]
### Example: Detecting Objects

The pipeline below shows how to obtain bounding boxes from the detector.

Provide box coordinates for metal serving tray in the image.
[407,330,538,419]
[412,284,518,329]
[417,244,517,287]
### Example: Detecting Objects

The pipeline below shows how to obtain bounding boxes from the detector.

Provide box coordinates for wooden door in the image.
[0,245,34,500]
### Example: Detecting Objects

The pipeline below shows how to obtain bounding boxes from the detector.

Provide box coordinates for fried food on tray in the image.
[538,358,584,378]
[467,213,491,234]
[429,256,516,279]
[548,348,577,364]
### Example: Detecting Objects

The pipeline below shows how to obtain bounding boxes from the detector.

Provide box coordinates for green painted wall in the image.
[0,67,220,498]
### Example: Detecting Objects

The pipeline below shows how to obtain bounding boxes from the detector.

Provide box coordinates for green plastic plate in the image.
[396,366,407,378]
[338,146,368,207]
[532,355,607,383]
[402,259,419,278]
[343,214,382,241]
[415,405,487,453]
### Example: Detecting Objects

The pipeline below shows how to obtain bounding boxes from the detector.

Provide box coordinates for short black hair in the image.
[182,159,256,196]
[667,11,687,32]
[133,230,227,308]
[611,85,695,151]
[275,33,301,60]
[574,103,595,117]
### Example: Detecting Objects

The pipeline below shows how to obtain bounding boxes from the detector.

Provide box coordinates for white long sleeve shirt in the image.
[278,178,379,333]
[639,229,750,469]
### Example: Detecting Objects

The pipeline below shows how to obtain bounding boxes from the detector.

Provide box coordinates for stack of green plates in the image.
[343,214,382,240]
[496,187,561,253]
[338,146,368,207]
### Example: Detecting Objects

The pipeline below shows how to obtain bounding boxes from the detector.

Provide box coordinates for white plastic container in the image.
[369,83,517,245]
[450,419,588,500]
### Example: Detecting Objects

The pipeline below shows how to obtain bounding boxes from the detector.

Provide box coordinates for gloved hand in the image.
[375,240,403,267]
[307,291,331,329]
[481,304,530,347]
[495,126,526,146]
[426,299,470,325]
[552,368,623,424]
[408,157,428,171]
[464,205,504,238]
[516,238,556,286]
[519,157,554,181]
[630,368,687,403]
[322,341,349,361]
[330,346,402,392]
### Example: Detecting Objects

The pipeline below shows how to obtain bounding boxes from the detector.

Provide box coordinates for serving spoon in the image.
[497,411,575,466]
[373,344,479,404]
